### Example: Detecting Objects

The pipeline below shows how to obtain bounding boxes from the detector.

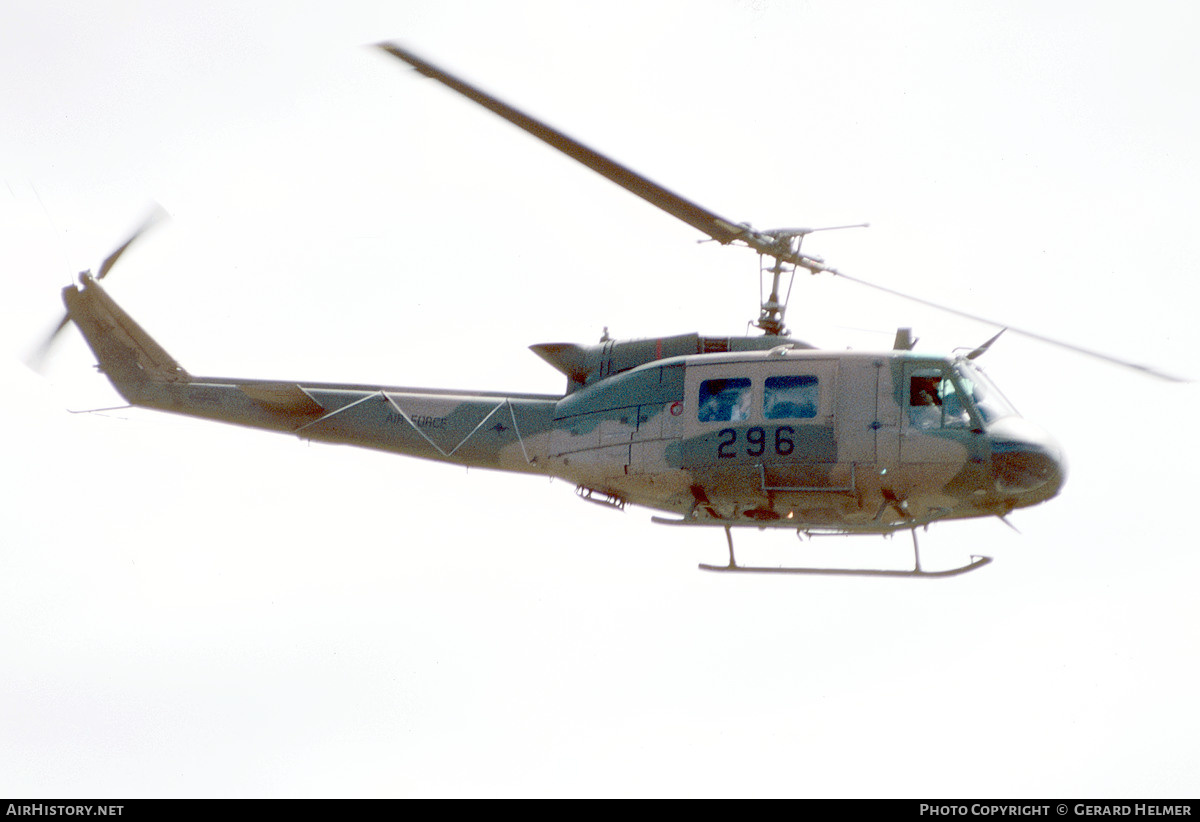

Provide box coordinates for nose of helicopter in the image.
[987,417,1067,500]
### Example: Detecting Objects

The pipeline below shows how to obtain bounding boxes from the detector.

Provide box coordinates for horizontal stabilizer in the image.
[529,342,590,384]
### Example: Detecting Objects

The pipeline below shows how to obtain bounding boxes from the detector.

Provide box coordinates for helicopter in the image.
[41,43,1183,578]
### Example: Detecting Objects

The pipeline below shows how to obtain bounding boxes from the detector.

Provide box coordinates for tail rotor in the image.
[27,205,168,371]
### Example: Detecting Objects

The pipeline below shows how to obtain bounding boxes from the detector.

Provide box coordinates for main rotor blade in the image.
[376,44,1184,381]
[374,42,754,247]
[829,269,1189,382]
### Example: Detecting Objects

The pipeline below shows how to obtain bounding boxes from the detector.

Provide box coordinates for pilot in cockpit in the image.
[909,375,943,429]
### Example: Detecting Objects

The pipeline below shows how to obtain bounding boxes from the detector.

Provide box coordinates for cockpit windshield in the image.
[907,361,1019,430]
[953,362,1018,425]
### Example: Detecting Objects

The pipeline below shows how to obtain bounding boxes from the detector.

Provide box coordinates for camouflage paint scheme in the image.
[64,273,1066,534]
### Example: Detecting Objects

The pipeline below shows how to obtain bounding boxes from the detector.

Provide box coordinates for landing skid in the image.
[698,526,992,578]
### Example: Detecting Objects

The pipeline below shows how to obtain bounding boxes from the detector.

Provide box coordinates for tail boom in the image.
[62,275,557,472]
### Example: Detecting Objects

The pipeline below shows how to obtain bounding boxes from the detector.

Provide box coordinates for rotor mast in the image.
[753,224,868,336]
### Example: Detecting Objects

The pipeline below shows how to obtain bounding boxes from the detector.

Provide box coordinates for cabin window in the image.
[698,378,752,422]
[764,375,818,419]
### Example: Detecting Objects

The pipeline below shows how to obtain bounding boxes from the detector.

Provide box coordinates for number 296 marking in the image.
[717,426,795,458]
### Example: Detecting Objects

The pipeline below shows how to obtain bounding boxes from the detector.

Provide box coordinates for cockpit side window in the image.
[698,378,752,422]
[908,367,973,429]
[764,375,818,419]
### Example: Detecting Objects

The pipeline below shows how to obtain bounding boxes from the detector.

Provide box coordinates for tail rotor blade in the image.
[26,313,72,372]
[97,204,168,280]
[27,204,168,372]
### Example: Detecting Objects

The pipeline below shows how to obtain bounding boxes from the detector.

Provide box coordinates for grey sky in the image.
[3,0,1198,797]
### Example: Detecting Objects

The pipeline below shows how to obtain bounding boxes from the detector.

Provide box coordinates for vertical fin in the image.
[62,275,188,398]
